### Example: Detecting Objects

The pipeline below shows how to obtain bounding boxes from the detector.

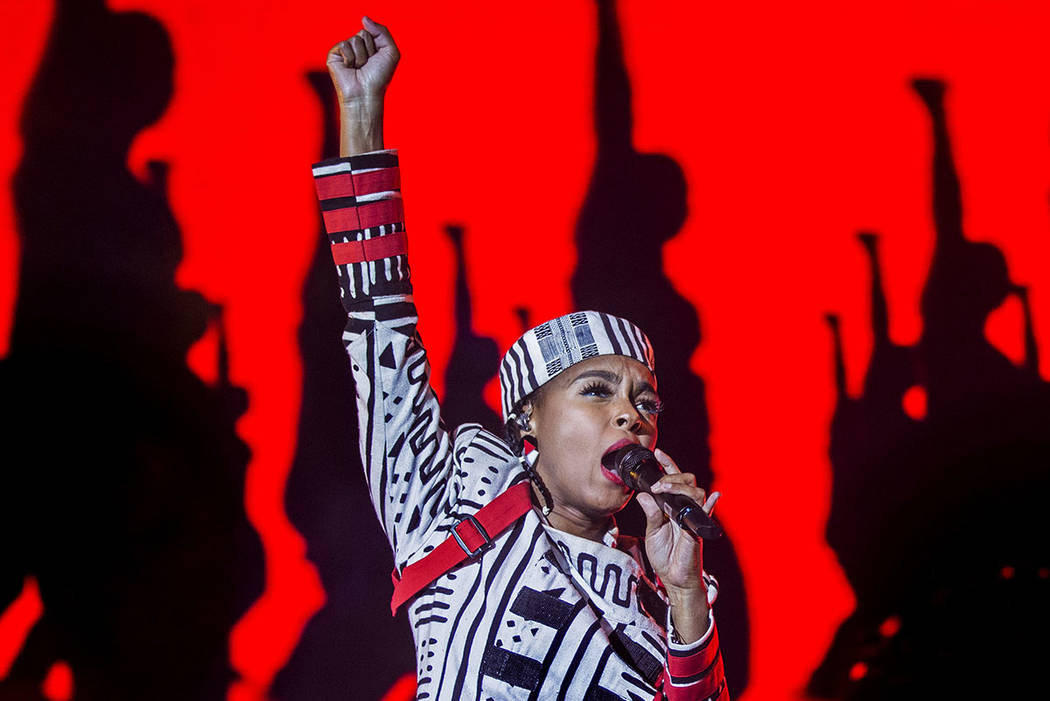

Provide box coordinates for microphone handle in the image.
[656,492,724,540]
[634,463,724,541]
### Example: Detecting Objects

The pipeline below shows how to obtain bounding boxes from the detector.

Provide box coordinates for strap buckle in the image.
[452,514,493,558]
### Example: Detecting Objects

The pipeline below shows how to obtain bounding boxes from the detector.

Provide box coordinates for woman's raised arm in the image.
[312,19,473,568]
[326,15,399,156]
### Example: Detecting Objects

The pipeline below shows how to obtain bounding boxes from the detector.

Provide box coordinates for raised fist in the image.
[327,16,399,105]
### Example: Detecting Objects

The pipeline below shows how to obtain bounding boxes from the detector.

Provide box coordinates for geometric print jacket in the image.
[312,150,728,701]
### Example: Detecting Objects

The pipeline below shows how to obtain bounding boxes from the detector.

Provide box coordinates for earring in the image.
[510,409,552,516]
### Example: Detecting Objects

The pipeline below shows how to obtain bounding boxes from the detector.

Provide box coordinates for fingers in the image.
[651,468,717,514]
[362,15,399,58]
[359,28,376,55]
[653,448,680,474]
[349,34,369,68]
[636,493,666,532]
[651,449,721,515]
[327,17,395,70]
[654,480,721,519]
[329,35,378,73]
[326,40,356,69]
[326,40,348,66]
[652,478,706,507]
[653,473,697,489]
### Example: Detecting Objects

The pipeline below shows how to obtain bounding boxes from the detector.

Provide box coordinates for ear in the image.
[519,399,538,443]
[520,399,534,429]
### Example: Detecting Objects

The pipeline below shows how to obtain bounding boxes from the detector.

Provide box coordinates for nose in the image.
[613,402,645,433]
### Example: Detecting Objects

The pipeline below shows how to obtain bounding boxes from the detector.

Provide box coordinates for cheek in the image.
[564,405,605,440]
[538,405,602,466]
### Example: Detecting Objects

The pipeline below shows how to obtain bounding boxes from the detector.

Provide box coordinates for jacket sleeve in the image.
[659,614,728,701]
[658,573,728,701]
[312,150,460,565]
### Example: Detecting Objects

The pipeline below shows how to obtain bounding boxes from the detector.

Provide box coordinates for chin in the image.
[596,492,633,517]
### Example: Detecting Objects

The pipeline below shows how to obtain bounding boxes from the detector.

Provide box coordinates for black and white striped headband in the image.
[499,311,656,421]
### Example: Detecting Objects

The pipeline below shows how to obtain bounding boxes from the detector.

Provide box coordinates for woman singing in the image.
[312,16,728,700]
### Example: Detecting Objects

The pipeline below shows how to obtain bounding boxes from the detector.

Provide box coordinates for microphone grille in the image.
[605,444,653,490]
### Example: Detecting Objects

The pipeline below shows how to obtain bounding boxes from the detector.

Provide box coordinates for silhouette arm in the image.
[859,232,890,348]
[447,225,472,330]
[825,313,847,400]
[594,0,633,153]
[930,99,964,247]
[914,80,965,252]
[1015,285,1039,374]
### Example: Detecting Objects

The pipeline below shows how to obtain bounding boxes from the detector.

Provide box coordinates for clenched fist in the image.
[327,16,399,106]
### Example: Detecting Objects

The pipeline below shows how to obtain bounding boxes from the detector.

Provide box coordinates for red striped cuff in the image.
[331,230,408,265]
[663,617,725,699]
[665,661,725,699]
[321,198,404,234]
[314,166,400,200]
[667,622,719,678]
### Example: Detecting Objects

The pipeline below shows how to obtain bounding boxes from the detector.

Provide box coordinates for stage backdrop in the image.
[2,1,1048,700]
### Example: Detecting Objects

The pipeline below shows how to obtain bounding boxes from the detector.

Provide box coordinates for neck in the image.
[530,482,610,543]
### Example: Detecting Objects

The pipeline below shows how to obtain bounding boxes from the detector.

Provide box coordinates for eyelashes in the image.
[579,381,663,417]
[580,381,613,397]
[638,398,665,416]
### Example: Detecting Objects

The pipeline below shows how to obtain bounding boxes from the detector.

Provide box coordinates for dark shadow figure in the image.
[810,78,1050,700]
[569,0,749,694]
[440,224,502,434]
[916,79,1029,417]
[272,71,416,701]
[1014,283,1040,377]
[514,307,532,334]
[809,232,925,698]
[827,233,925,603]
[0,1,262,698]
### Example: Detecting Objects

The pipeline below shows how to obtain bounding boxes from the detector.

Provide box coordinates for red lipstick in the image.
[600,438,638,488]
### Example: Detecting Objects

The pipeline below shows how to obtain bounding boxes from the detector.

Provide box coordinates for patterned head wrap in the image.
[499,311,656,421]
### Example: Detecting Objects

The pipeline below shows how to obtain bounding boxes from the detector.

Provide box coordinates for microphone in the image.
[603,445,723,540]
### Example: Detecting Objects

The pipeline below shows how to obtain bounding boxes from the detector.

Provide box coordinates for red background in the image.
[2,1,1049,699]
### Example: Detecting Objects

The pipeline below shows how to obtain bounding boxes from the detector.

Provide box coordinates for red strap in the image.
[331,231,408,265]
[389,481,533,616]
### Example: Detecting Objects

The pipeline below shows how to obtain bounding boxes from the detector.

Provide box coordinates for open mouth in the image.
[600,439,638,488]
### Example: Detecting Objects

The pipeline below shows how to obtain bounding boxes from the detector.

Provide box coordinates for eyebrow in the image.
[572,369,657,396]
[572,369,620,384]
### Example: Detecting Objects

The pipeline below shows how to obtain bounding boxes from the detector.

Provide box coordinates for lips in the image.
[600,438,638,488]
